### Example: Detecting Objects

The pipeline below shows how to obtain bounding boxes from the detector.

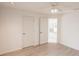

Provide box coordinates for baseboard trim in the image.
[40,42,48,45]
[0,42,48,55]
[0,48,22,56]
[59,42,79,51]
[34,42,48,47]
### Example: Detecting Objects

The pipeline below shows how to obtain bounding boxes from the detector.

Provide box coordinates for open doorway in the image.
[48,18,57,43]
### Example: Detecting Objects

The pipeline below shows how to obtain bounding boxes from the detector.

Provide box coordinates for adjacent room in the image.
[0,2,79,56]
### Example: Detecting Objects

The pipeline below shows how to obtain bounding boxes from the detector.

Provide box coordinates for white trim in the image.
[0,48,22,55]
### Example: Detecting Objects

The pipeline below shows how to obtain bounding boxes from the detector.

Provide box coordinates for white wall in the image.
[0,7,49,54]
[0,7,23,54]
[60,12,79,50]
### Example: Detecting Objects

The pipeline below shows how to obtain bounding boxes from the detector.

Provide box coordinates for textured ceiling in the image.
[0,2,79,14]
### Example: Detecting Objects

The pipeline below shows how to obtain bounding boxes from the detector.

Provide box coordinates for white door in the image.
[40,17,48,44]
[23,16,34,48]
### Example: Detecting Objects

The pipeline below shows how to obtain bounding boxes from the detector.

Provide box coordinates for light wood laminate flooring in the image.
[1,43,79,56]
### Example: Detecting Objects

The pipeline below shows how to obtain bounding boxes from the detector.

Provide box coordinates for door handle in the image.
[22,33,26,35]
[40,32,42,33]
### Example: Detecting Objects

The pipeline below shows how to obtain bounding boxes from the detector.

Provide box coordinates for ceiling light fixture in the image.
[10,2,14,5]
[51,8,59,13]
[10,2,16,7]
